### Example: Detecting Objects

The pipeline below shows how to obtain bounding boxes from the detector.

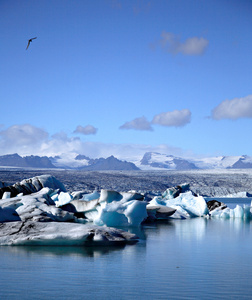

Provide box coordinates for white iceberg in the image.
[55,192,73,207]
[94,200,148,227]
[210,204,252,219]
[2,192,11,199]
[149,191,209,218]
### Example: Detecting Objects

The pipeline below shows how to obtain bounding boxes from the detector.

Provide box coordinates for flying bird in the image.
[26,37,37,50]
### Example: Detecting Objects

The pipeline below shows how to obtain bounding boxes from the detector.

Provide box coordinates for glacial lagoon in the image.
[1,170,252,299]
[1,199,252,300]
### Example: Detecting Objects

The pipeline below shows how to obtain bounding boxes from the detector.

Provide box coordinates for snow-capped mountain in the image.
[138,152,198,170]
[192,155,252,169]
[0,153,56,169]
[1,152,252,170]
[135,152,252,170]
[0,153,139,170]
[76,155,139,171]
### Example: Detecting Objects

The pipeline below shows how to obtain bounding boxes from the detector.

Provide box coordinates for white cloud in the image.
[73,125,98,135]
[152,109,191,127]
[0,124,192,161]
[66,141,185,162]
[119,116,153,131]
[160,31,209,55]
[211,95,252,120]
[0,124,49,154]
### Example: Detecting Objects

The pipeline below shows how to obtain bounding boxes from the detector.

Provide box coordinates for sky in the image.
[0,0,252,161]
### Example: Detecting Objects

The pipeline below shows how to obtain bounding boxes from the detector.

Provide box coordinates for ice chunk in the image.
[55,192,73,207]
[234,205,243,218]
[120,191,144,202]
[243,205,251,219]
[99,190,123,203]
[149,191,208,218]
[70,198,99,213]
[83,190,100,201]
[166,191,209,217]
[95,208,129,227]
[162,183,191,200]
[71,190,100,201]
[124,200,148,226]
[148,196,166,207]
[94,200,147,227]
[146,205,176,220]
[0,221,139,246]
[0,206,21,222]
[210,204,251,219]
[2,192,11,199]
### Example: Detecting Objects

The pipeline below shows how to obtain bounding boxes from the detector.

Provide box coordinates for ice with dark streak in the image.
[1,175,252,246]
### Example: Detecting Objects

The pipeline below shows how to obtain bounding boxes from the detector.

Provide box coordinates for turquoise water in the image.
[1,200,252,299]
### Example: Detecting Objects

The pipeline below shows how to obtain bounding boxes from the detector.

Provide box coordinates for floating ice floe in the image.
[148,184,209,219]
[94,200,148,227]
[66,189,148,226]
[210,204,252,219]
[0,221,138,246]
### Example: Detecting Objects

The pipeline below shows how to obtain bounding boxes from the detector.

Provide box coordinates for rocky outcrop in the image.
[206,200,227,211]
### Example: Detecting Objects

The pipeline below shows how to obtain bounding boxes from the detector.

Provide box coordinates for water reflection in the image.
[1,217,252,259]
[0,244,128,258]
[1,217,252,300]
[141,217,252,242]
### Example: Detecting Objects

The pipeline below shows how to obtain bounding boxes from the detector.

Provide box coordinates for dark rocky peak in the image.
[75,154,91,161]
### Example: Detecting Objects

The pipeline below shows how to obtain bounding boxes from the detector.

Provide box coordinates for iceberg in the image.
[94,200,148,227]
[55,191,73,207]
[0,176,139,246]
[2,192,11,199]
[71,190,100,201]
[210,204,252,219]
[0,221,138,246]
[148,188,209,219]
[0,174,66,199]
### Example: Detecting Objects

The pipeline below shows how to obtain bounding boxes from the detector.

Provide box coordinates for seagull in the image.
[26,37,37,50]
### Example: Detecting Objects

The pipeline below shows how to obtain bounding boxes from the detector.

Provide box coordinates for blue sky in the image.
[0,0,252,161]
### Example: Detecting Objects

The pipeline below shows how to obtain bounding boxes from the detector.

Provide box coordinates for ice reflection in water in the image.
[1,217,252,299]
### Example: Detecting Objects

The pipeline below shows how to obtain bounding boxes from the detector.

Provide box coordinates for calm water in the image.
[1,199,252,299]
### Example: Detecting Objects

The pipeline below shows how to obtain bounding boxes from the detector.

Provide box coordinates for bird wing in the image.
[31,37,37,40]
[26,40,31,50]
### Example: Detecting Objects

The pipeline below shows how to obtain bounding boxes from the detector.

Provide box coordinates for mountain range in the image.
[0,152,252,170]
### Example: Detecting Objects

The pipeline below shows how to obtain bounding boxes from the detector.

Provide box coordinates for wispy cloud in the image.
[0,124,48,154]
[152,109,191,127]
[0,124,83,156]
[0,124,188,160]
[159,31,209,55]
[73,125,98,135]
[211,95,252,120]
[119,116,153,131]
[119,109,191,131]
